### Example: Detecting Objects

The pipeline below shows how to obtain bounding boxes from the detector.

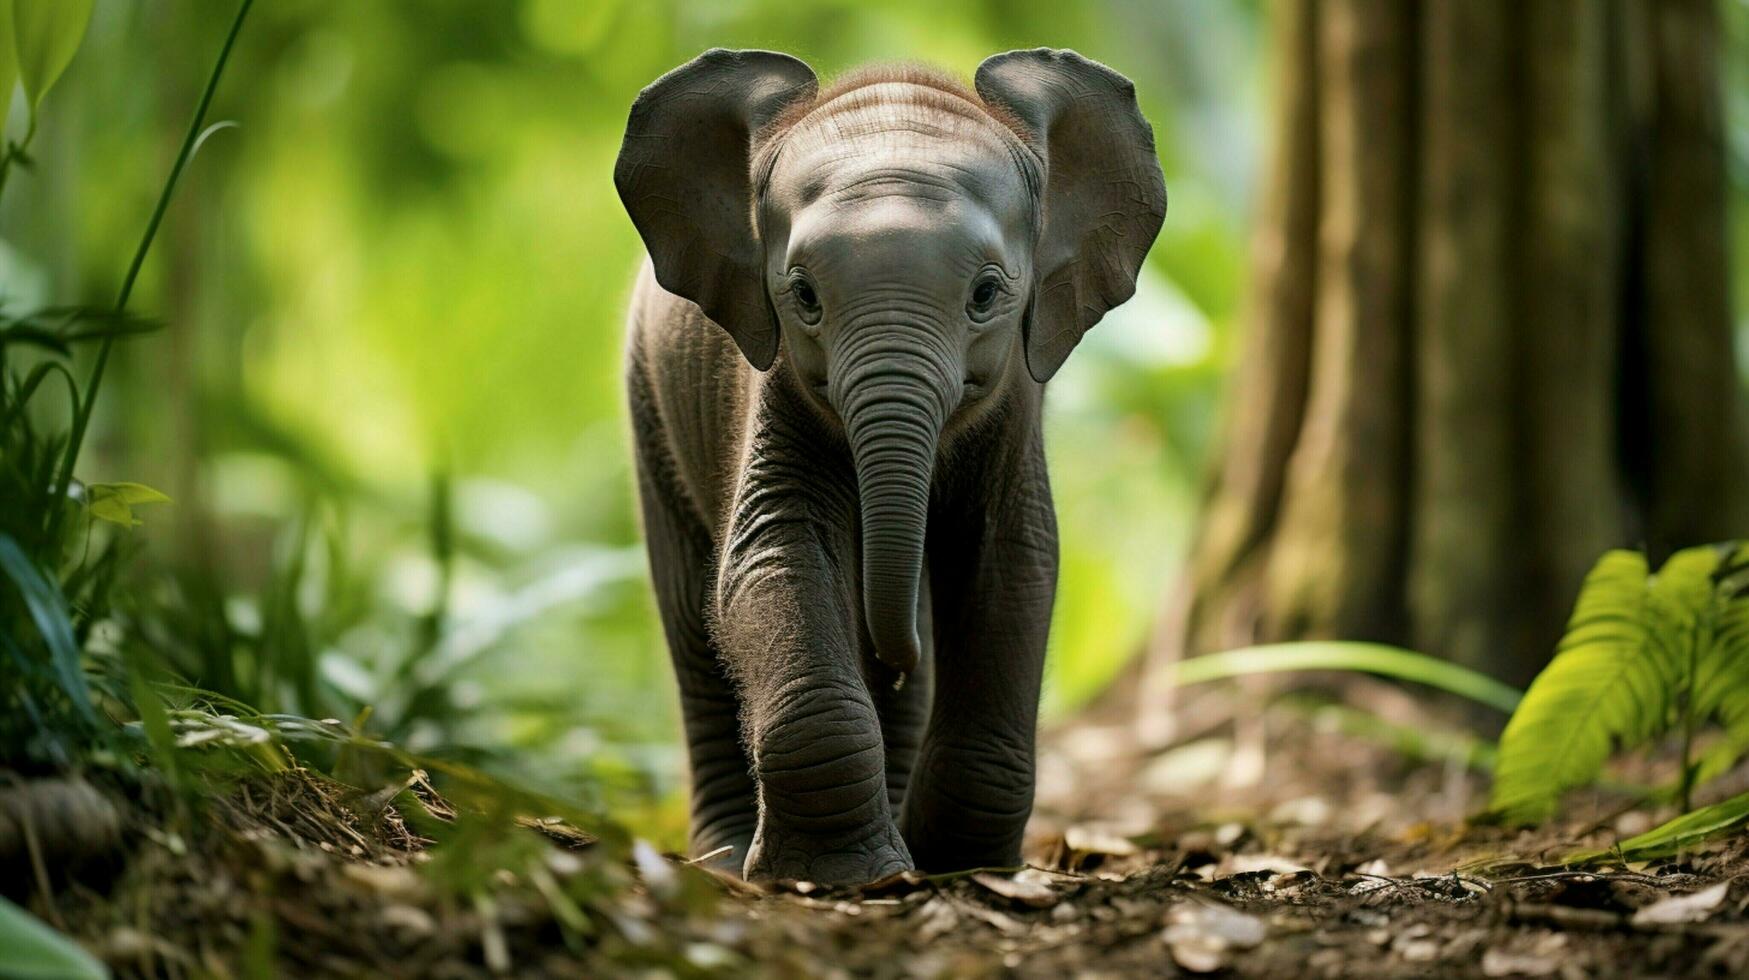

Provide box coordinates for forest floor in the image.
[17,678,1749,978]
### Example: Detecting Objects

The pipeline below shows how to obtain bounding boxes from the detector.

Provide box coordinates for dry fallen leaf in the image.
[1161,901,1265,973]
[1064,825,1141,858]
[1222,853,1312,877]
[861,869,929,895]
[971,869,1059,908]
[958,901,1030,935]
[1268,795,1333,827]
[1632,882,1728,926]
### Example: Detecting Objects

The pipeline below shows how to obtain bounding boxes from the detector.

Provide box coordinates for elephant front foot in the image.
[744,682,912,884]
[743,820,912,885]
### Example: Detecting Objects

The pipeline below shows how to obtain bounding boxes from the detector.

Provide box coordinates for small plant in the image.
[1491,543,1749,824]
[1169,543,1749,856]
[0,0,162,768]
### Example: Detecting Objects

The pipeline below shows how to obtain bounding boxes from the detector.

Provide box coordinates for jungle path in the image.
[33,681,1749,978]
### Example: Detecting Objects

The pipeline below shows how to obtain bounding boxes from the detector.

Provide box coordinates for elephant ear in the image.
[975,49,1167,382]
[615,49,817,370]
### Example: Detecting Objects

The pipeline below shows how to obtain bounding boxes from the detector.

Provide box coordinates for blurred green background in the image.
[4,0,1746,838]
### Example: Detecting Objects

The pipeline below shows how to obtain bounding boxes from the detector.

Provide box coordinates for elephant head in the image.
[615,49,1166,674]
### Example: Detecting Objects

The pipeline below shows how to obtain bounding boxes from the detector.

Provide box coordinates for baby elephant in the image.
[617,48,1165,883]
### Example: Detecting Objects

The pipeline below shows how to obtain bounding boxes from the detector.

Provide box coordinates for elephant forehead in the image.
[768,85,1034,220]
[787,196,1008,273]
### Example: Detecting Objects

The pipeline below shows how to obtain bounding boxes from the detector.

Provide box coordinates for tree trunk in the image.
[1177,0,1749,688]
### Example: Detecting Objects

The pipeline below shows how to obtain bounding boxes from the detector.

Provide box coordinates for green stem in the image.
[47,0,255,544]
[0,112,40,204]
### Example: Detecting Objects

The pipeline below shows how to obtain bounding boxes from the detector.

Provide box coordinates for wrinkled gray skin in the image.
[616,48,1165,884]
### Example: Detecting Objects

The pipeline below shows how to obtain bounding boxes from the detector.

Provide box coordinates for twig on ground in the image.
[1493,869,1668,887]
[685,845,734,866]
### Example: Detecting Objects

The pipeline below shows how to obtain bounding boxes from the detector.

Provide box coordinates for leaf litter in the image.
[12,679,1749,976]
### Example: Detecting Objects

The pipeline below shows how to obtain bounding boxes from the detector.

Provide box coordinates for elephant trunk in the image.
[839,361,950,677]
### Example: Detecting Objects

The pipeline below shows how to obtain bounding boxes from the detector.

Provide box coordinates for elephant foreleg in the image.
[630,390,757,871]
[903,468,1056,871]
[715,476,912,884]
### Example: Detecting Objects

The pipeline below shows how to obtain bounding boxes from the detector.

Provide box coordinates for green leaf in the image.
[0,534,97,726]
[0,0,18,132]
[11,0,93,111]
[1568,788,1749,863]
[1166,641,1524,714]
[86,482,171,528]
[1489,545,1737,824]
[0,306,163,348]
[120,644,180,789]
[0,894,108,980]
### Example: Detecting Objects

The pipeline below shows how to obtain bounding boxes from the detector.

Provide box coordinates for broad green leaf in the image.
[0,893,108,980]
[1567,788,1749,863]
[1490,545,1739,824]
[0,0,17,132]
[86,481,171,528]
[0,534,97,726]
[11,0,93,111]
[1167,641,1523,714]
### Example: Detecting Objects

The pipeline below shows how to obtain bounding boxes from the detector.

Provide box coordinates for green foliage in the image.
[1491,543,1749,825]
[0,306,134,761]
[1569,787,1749,863]
[0,0,98,198]
[0,0,1728,867]
[0,1,1268,743]
[0,308,160,356]
[10,0,92,111]
[0,2,251,770]
[0,1,16,132]
[0,534,98,729]
[0,894,108,980]
[0,14,674,974]
[86,481,171,527]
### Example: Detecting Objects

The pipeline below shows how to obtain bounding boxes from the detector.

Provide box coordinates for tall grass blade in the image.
[1566,789,1749,863]
[0,534,96,726]
[52,0,254,535]
[1166,641,1523,714]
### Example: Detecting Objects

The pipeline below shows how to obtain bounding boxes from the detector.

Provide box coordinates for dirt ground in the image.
[18,680,1749,978]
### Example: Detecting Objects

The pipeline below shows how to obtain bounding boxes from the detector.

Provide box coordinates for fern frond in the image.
[1492,551,1660,823]
[1490,544,1749,823]
[1697,544,1749,740]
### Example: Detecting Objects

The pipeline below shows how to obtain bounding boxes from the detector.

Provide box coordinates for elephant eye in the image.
[967,274,1002,320]
[789,272,823,325]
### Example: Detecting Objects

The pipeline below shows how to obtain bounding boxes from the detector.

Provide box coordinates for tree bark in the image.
[1176,0,1748,687]
[1186,0,1320,654]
